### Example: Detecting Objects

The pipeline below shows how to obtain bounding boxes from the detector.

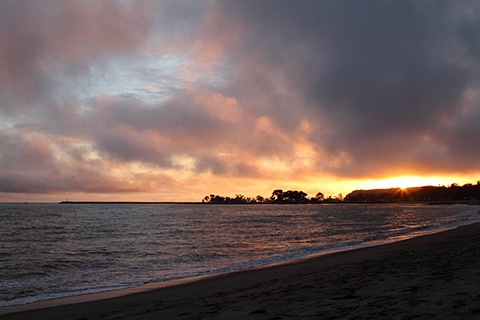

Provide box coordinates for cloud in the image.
[0,125,182,194]
[0,1,143,111]
[75,88,298,176]
[1,0,480,199]
[0,0,203,114]
[207,0,480,178]
[0,130,54,172]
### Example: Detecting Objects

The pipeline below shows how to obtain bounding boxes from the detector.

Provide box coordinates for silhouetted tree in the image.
[271,189,284,202]
[310,192,324,203]
[283,190,308,203]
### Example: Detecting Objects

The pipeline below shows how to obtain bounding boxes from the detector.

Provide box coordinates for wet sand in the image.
[2,222,480,319]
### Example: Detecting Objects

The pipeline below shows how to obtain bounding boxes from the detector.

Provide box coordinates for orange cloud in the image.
[1,1,480,202]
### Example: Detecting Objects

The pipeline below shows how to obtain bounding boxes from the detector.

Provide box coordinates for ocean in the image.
[1,202,479,308]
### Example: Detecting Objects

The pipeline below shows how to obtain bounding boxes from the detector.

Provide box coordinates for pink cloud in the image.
[0,0,155,113]
[1,1,480,200]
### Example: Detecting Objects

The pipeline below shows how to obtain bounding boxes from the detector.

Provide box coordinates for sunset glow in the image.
[0,1,479,202]
[366,177,443,190]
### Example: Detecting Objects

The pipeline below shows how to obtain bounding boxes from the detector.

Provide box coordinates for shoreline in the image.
[0,219,472,314]
[2,221,480,319]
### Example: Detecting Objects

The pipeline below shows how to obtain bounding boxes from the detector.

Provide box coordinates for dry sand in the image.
[2,222,480,320]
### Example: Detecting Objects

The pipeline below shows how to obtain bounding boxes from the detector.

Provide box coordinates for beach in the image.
[1,222,480,319]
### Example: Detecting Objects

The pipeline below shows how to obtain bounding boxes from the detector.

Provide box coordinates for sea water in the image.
[1,203,480,308]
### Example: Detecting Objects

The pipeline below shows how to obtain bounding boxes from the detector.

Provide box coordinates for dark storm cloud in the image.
[1,0,480,198]
[213,0,480,177]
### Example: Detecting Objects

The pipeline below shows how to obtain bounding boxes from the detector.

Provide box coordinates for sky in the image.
[1,0,480,202]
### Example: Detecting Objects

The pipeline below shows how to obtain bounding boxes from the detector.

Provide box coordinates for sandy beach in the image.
[2,222,480,320]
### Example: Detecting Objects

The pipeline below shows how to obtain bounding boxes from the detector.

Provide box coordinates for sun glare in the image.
[367,177,441,190]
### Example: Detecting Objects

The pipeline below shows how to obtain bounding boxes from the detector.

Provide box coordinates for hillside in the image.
[344,183,480,203]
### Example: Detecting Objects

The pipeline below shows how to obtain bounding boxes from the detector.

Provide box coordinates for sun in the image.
[367,176,440,190]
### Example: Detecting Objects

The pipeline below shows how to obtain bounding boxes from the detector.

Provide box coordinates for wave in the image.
[1,204,479,309]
